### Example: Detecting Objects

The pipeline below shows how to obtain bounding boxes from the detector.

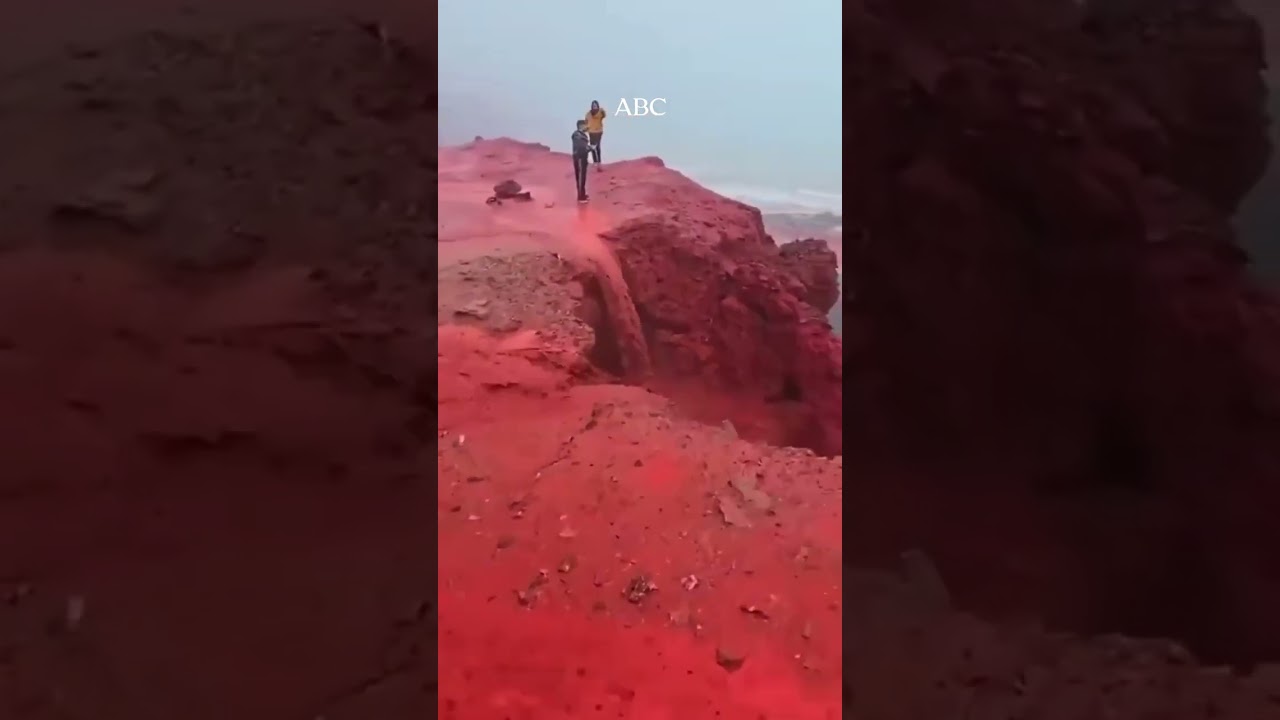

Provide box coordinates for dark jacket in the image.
[571,129,592,157]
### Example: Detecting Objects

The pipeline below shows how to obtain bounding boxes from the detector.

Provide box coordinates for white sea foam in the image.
[678,176,842,215]
[708,183,842,215]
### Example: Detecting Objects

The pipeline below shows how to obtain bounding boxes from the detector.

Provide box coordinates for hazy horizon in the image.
[438,0,842,215]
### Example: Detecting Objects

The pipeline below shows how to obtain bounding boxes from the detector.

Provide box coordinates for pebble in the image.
[623,575,656,604]
[715,645,747,672]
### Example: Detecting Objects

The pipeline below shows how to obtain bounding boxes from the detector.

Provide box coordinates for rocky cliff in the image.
[845,0,1280,664]
[603,219,842,455]
[437,137,844,456]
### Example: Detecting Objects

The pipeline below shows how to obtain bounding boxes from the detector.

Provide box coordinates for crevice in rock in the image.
[631,303,663,369]
[570,259,651,384]
[572,271,628,379]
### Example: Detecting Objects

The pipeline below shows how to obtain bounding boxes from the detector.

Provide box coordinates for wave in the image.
[686,178,843,215]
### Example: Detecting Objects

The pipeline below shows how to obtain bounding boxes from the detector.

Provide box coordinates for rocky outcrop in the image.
[437,136,843,456]
[763,213,842,274]
[1083,0,1271,212]
[844,0,1280,663]
[776,239,841,312]
[603,219,843,456]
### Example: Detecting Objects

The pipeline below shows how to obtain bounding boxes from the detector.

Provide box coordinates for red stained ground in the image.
[435,139,845,717]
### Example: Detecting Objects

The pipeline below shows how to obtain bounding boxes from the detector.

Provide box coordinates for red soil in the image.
[436,329,842,719]
[436,139,843,717]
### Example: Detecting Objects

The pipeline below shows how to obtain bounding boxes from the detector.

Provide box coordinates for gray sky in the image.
[438,0,843,213]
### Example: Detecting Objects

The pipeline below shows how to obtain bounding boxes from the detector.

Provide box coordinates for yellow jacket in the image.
[585,108,606,133]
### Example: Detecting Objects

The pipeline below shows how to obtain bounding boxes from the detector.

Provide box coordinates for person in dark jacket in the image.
[571,119,593,203]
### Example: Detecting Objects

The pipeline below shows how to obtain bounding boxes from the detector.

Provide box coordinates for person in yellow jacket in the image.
[584,100,607,170]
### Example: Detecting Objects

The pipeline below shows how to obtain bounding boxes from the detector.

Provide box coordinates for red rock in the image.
[777,239,841,313]
[603,219,842,456]
[845,0,1280,664]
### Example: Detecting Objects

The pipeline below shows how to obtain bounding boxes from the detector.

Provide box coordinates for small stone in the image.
[558,556,577,573]
[493,179,523,198]
[623,575,656,604]
[730,475,772,513]
[516,571,550,607]
[716,496,752,528]
[455,300,490,320]
[715,645,747,673]
[496,535,516,549]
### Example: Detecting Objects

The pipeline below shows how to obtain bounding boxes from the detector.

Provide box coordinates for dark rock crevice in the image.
[572,271,629,380]
[569,260,651,384]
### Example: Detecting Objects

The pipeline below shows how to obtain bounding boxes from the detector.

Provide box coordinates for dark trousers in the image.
[572,152,589,200]
[588,132,602,163]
